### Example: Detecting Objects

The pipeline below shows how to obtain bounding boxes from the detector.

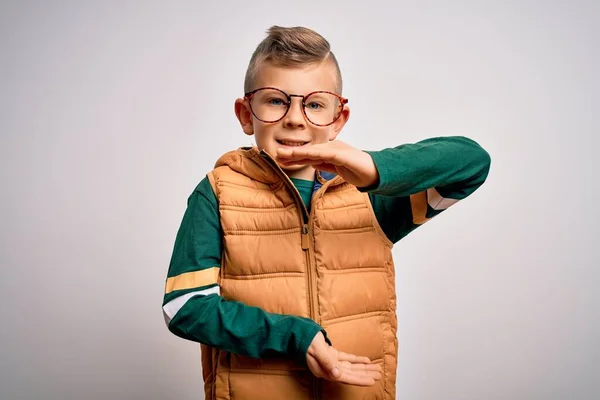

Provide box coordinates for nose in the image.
[282,97,306,129]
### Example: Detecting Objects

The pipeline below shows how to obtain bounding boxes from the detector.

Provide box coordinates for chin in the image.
[279,163,305,171]
[280,163,314,176]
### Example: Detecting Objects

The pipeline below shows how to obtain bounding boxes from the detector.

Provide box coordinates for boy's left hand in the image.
[306,332,382,386]
[276,141,379,188]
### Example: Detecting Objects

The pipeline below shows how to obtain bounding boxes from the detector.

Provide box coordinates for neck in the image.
[284,166,316,181]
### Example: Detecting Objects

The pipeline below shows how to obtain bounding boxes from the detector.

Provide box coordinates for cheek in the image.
[314,127,334,142]
[252,123,276,142]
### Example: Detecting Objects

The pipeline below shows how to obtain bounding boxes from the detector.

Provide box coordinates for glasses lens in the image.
[304,92,343,126]
[249,89,289,122]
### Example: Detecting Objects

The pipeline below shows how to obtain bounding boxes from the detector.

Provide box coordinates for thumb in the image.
[315,346,341,379]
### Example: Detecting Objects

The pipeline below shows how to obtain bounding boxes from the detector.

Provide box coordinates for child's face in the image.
[235,61,350,179]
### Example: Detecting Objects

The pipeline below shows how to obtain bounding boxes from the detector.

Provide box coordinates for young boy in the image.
[163,26,491,400]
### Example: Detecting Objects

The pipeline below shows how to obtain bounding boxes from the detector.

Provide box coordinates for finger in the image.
[318,356,341,379]
[278,158,338,174]
[337,351,372,364]
[338,368,382,382]
[339,361,382,378]
[277,158,319,166]
[277,145,345,165]
[333,370,376,386]
[339,364,382,381]
[276,143,330,158]
[340,361,383,373]
[313,345,341,379]
[278,159,339,175]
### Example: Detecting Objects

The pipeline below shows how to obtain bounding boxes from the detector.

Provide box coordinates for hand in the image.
[276,141,379,188]
[306,332,382,386]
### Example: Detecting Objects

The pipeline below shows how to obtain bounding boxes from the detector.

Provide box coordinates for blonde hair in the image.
[244,26,343,94]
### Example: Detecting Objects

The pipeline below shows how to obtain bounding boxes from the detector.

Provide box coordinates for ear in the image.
[328,105,350,141]
[234,98,254,136]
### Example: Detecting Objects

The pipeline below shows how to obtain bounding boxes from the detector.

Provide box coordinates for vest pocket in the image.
[320,312,395,399]
[213,352,313,400]
[228,370,312,400]
[320,361,385,400]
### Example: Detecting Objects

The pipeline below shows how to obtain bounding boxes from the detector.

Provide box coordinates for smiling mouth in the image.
[276,139,308,147]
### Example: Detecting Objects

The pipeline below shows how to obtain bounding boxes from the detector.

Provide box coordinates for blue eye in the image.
[306,102,323,110]
[267,98,286,106]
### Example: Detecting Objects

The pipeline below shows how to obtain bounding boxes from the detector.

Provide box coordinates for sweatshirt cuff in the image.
[296,324,332,358]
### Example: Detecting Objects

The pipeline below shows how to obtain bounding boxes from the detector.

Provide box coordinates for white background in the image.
[1,1,598,399]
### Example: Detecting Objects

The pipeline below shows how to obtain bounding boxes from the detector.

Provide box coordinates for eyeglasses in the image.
[244,87,348,127]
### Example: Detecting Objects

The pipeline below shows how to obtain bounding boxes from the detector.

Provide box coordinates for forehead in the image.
[254,61,338,94]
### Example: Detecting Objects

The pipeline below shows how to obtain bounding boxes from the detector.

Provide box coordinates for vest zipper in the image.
[260,150,320,400]
[301,224,310,249]
[301,222,319,400]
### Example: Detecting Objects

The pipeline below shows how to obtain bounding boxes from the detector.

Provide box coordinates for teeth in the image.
[279,140,306,147]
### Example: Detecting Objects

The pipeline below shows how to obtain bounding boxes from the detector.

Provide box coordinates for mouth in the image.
[276,139,309,147]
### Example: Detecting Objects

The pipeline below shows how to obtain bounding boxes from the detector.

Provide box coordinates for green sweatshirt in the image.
[163,136,491,361]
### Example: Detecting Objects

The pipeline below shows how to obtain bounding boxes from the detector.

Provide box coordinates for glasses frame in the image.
[244,87,349,127]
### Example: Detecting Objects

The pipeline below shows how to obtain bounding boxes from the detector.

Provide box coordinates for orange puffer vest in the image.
[203,147,397,400]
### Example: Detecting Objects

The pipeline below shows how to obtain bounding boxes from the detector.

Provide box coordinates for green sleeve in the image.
[363,136,491,243]
[163,177,327,360]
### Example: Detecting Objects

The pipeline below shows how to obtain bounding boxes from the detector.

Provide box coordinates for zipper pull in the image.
[301,224,309,249]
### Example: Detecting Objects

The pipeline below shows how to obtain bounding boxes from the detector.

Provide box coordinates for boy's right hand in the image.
[306,332,382,386]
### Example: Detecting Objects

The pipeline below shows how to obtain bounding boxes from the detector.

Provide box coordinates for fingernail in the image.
[332,367,340,378]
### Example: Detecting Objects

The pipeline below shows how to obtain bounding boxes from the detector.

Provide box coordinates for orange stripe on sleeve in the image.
[164,267,220,294]
[410,191,431,225]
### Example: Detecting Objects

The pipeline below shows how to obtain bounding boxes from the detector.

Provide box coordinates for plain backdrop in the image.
[1,1,598,399]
